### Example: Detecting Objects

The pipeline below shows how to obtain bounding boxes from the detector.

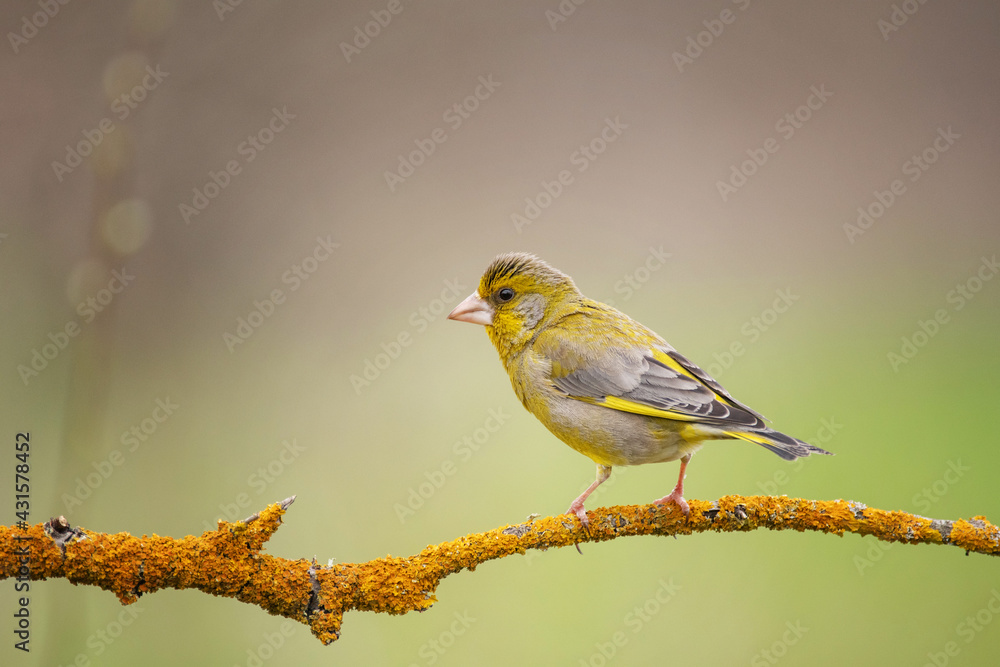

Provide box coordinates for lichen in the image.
[1,495,996,645]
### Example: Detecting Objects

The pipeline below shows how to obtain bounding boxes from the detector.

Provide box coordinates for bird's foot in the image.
[654,488,690,516]
[566,500,590,529]
[566,502,590,554]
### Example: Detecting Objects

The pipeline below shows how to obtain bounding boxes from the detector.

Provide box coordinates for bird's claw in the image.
[654,490,690,516]
[566,503,590,529]
[566,504,590,554]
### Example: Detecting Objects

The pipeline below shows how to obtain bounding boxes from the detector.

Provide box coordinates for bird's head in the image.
[448,252,580,359]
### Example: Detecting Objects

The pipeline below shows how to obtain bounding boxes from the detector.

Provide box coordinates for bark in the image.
[2,495,997,644]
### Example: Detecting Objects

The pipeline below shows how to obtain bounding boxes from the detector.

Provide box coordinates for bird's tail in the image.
[726,428,833,461]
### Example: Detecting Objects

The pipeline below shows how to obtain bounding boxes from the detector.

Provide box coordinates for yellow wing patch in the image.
[578,395,704,422]
[649,348,700,382]
[649,347,762,419]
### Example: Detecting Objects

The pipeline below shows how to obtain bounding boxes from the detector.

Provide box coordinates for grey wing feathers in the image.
[551,348,766,428]
[665,350,767,421]
[749,427,833,460]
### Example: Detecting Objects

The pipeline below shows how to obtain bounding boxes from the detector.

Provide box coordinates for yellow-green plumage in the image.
[449,252,831,524]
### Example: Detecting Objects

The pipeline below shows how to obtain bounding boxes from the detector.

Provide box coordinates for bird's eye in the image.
[497,287,515,302]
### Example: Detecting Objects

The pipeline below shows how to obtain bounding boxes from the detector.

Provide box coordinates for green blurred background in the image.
[2,1,999,665]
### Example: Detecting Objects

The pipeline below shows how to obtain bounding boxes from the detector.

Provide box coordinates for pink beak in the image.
[448,292,495,326]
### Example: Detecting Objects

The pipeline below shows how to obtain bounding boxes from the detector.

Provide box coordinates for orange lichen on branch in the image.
[1,498,309,604]
[1,495,998,645]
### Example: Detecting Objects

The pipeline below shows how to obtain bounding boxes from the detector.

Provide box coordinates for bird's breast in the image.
[510,349,699,467]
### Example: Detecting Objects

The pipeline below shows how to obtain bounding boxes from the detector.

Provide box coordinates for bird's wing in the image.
[538,313,767,427]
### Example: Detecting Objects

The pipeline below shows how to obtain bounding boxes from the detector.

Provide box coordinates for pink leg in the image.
[566,464,612,528]
[655,454,691,516]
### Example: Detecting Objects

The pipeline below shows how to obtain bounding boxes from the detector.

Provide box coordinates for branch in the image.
[2,495,997,644]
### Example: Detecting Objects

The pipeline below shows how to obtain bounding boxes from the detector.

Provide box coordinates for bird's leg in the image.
[566,464,612,528]
[655,454,691,516]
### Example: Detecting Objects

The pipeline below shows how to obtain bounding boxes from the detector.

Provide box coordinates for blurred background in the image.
[2,1,999,665]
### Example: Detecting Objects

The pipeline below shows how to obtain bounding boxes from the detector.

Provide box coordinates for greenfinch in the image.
[448,252,831,526]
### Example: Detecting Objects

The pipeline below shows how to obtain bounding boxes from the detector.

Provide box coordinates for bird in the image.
[447,252,831,527]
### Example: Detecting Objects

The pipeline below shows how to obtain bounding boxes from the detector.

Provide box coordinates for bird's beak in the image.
[448,291,495,326]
